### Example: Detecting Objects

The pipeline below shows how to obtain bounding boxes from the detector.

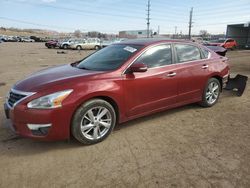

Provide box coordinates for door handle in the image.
[202,65,209,69]
[167,72,176,77]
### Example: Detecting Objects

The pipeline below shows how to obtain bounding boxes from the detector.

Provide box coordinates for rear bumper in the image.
[222,73,229,88]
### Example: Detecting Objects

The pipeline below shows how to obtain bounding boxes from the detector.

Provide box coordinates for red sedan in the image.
[4,39,230,144]
[208,38,237,49]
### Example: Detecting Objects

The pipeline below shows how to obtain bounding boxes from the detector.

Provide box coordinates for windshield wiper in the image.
[78,66,91,70]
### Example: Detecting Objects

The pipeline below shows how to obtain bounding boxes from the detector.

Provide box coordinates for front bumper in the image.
[4,102,72,141]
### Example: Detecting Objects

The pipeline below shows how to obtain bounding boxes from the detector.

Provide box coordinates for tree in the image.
[74,30,82,38]
[87,31,99,38]
[199,30,209,37]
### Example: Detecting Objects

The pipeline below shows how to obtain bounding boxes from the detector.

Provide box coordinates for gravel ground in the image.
[0,43,249,188]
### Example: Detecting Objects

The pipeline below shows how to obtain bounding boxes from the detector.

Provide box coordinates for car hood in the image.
[14,64,102,92]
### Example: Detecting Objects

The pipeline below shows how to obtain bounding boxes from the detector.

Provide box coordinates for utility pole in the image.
[146,0,151,38]
[158,25,160,35]
[188,7,193,40]
[175,26,177,35]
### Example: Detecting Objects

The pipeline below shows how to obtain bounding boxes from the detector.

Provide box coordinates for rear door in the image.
[124,44,179,117]
[173,43,211,103]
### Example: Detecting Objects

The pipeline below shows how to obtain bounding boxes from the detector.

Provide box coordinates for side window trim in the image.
[200,47,211,59]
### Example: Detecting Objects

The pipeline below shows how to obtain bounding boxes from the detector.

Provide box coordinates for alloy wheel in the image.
[206,81,219,105]
[80,106,112,140]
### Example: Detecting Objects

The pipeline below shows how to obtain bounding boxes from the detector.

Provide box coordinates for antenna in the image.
[188,7,193,40]
[146,0,151,38]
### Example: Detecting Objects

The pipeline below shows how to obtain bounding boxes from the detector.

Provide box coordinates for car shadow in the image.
[114,103,200,131]
[0,103,201,156]
[1,91,242,156]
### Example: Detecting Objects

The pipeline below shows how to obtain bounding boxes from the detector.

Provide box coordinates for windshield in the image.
[77,44,142,71]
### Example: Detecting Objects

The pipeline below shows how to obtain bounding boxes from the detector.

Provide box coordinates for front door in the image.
[124,44,178,117]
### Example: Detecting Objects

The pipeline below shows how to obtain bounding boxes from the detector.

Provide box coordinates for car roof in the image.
[119,38,194,46]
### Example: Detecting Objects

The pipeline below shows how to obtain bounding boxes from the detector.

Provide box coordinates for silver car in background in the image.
[59,38,83,49]
[70,38,101,50]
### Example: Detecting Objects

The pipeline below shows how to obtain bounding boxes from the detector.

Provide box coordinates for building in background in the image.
[226,22,250,48]
[119,30,152,38]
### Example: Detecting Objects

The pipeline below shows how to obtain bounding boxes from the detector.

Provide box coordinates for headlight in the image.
[27,90,73,109]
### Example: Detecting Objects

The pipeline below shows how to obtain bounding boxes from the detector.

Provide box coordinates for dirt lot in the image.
[0,43,249,188]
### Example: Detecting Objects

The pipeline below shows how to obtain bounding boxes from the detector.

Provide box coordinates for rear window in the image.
[201,48,210,59]
[175,44,201,63]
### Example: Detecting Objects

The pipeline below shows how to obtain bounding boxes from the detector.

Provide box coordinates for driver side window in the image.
[134,44,172,68]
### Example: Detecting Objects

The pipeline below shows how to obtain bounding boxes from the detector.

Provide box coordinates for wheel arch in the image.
[69,94,121,138]
[210,75,223,91]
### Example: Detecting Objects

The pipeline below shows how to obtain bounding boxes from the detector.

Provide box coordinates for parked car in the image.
[45,40,59,48]
[59,38,80,49]
[101,38,127,48]
[70,38,101,50]
[6,36,19,42]
[30,36,44,42]
[101,39,113,48]
[0,36,5,43]
[192,37,204,44]
[4,39,230,144]
[21,37,35,42]
[207,38,237,49]
[206,45,227,56]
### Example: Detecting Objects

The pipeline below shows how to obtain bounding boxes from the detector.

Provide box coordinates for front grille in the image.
[8,91,27,107]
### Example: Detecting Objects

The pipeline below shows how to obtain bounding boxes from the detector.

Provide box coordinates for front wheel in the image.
[63,44,68,49]
[71,99,116,145]
[200,78,221,107]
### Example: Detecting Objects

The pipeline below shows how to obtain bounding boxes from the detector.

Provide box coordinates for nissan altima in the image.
[4,39,229,144]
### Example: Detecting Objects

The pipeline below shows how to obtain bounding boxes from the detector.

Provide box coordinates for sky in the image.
[0,0,250,35]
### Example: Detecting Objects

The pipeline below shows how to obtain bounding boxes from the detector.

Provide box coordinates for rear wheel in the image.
[76,45,82,50]
[94,45,100,50]
[71,99,116,145]
[200,78,221,107]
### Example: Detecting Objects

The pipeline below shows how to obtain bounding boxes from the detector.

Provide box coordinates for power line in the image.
[5,0,189,24]
[0,16,76,31]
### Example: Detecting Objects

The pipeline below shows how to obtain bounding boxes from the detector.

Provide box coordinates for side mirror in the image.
[129,63,148,73]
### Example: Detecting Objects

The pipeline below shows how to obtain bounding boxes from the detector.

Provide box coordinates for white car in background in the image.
[70,38,101,50]
[59,38,82,49]
[21,37,35,42]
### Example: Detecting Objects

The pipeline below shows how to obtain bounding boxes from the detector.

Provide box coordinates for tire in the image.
[200,78,221,107]
[94,45,100,50]
[63,44,68,49]
[71,99,116,145]
[76,45,82,50]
